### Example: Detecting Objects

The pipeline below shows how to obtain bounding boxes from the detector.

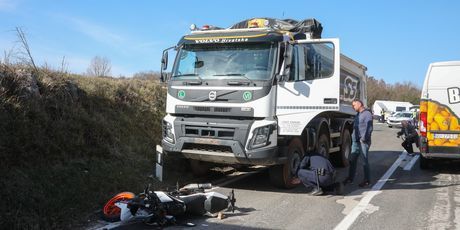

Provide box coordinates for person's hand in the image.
[292,177,301,185]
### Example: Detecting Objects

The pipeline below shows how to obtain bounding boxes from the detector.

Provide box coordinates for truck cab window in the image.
[288,46,298,81]
[173,43,276,81]
[301,42,334,80]
[176,50,197,76]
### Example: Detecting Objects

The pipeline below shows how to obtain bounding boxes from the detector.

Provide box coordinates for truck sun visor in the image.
[230,18,323,39]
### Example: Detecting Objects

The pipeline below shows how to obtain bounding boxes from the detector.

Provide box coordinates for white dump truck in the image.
[160,18,368,188]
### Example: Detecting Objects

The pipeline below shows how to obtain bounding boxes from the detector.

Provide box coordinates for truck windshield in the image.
[172,43,276,81]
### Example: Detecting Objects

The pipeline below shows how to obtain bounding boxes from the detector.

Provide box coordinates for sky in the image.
[1,0,459,86]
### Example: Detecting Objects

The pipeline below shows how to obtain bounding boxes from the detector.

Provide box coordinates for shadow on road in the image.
[339,151,460,197]
[214,150,460,197]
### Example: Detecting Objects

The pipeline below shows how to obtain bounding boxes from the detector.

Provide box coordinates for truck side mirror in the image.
[277,43,293,83]
[161,51,168,70]
[160,46,175,82]
[284,44,293,68]
[160,51,168,82]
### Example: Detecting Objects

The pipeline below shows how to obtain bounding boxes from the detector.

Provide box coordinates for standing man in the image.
[411,110,418,126]
[380,109,385,123]
[344,99,374,187]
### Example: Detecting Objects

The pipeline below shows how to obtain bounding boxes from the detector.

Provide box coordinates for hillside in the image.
[0,64,186,229]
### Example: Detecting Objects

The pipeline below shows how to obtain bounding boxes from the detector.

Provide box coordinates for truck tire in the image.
[419,155,430,170]
[269,138,304,188]
[190,159,211,177]
[336,129,351,167]
[317,134,330,158]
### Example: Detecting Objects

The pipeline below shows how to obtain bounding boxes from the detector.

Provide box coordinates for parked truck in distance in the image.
[160,18,368,188]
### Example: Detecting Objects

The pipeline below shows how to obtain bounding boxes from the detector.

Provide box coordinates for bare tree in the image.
[15,27,38,71]
[86,56,112,77]
[366,76,421,107]
[2,48,17,65]
[60,56,68,74]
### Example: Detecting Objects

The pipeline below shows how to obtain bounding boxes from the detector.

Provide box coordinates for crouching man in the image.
[397,120,419,156]
[294,153,343,196]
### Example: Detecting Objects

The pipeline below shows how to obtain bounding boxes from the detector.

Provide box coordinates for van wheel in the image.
[317,134,330,159]
[269,138,304,188]
[419,155,431,170]
[334,129,351,167]
[190,159,211,177]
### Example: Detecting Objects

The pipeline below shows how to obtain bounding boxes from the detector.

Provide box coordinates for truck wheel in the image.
[419,155,430,170]
[317,134,330,158]
[334,129,351,167]
[190,159,211,177]
[269,138,304,188]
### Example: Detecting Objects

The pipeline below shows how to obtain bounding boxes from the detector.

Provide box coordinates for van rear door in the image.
[422,62,460,155]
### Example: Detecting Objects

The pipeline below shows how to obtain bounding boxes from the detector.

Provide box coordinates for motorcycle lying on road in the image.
[102,183,236,227]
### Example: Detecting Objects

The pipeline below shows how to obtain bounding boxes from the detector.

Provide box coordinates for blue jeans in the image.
[348,141,371,182]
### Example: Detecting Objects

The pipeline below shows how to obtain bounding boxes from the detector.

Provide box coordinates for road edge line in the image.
[403,154,420,171]
[333,151,407,230]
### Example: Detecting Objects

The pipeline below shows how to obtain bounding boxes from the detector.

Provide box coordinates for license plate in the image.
[434,133,459,139]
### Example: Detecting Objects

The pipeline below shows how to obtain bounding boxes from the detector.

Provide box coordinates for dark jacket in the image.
[353,109,373,144]
[398,124,419,141]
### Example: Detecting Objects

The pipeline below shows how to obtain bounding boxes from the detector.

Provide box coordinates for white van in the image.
[419,61,460,169]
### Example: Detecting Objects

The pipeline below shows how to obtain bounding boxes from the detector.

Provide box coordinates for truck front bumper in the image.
[162,138,286,165]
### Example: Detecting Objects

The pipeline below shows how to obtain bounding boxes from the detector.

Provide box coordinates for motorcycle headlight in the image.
[162,120,175,144]
[249,125,272,149]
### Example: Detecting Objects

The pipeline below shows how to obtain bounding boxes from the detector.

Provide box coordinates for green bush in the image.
[0,65,169,229]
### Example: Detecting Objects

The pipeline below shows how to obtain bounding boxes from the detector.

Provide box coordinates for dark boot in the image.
[343,178,353,185]
[358,181,371,188]
[334,182,344,195]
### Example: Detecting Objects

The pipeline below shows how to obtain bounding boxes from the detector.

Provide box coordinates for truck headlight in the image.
[249,125,272,149]
[162,120,175,144]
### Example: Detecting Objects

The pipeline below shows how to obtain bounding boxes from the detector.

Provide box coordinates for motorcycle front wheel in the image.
[102,192,135,222]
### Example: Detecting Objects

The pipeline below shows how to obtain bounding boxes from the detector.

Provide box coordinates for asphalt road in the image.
[94,123,460,230]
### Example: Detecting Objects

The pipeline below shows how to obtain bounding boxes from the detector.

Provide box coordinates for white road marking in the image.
[403,154,420,171]
[334,152,407,230]
[336,191,365,215]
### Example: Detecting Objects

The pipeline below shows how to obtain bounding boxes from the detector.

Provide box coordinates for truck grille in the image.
[214,107,231,113]
[184,126,235,139]
[193,106,211,112]
[183,143,233,153]
[192,106,232,113]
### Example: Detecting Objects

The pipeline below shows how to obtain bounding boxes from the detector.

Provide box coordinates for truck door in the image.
[276,39,340,135]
